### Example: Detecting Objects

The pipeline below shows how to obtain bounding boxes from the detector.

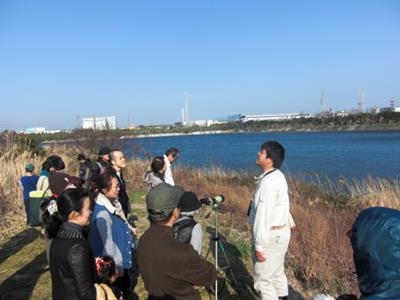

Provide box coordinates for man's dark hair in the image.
[165,147,180,158]
[261,141,285,169]
[148,210,174,225]
[98,147,111,162]
[77,154,85,161]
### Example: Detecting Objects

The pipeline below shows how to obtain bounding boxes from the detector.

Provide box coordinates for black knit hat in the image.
[179,191,202,213]
[98,147,110,156]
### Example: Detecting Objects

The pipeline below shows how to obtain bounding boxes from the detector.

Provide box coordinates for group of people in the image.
[20,147,137,299]
[19,142,292,300]
[20,155,78,224]
[139,147,216,298]
[20,145,213,300]
[143,147,180,189]
[19,141,397,300]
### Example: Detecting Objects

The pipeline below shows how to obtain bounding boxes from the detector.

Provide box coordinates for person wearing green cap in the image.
[20,163,39,224]
[137,183,217,300]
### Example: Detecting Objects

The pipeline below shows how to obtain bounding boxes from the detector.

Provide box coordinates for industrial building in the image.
[188,120,225,127]
[23,127,62,134]
[82,116,117,130]
[24,127,46,134]
[240,113,314,122]
[379,107,400,113]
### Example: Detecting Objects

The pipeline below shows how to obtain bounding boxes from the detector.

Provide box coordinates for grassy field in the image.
[1,145,400,299]
[0,190,297,300]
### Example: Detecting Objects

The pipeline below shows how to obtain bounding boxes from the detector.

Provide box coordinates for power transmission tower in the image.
[181,108,185,125]
[320,90,325,113]
[76,114,81,129]
[184,92,190,126]
[390,97,396,110]
[358,90,366,113]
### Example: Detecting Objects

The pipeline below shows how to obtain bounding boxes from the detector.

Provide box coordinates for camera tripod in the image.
[205,202,238,299]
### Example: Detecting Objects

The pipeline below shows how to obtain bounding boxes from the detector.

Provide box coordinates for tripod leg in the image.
[217,240,238,286]
[205,242,212,261]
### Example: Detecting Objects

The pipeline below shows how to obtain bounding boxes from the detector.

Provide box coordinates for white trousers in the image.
[253,227,291,300]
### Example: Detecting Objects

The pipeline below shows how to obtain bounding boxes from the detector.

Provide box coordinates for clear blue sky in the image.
[1,1,399,130]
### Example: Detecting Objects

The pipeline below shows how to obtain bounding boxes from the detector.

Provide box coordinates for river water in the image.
[123,131,400,180]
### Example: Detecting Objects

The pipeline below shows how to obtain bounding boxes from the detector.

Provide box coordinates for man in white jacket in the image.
[163,147,180,186]
[248,141,290,300]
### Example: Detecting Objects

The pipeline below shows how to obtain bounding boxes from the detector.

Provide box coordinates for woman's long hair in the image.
[151,156,165,181]
[42,188,89,239]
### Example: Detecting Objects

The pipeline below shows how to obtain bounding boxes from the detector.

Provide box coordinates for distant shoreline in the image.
[40,125,400,144]
[125,125,400,139]
[121,130,232,139]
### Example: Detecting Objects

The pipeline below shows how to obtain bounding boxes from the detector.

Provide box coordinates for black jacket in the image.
[116,172,131,217]
[49,223,96,300]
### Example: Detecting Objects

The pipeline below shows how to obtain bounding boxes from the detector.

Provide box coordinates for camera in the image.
[200,195,225,206]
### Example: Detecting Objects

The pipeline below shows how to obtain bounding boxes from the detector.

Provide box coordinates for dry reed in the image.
[1,145,399,297]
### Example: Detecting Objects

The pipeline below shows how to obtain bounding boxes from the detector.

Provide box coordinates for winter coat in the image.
[351,207,400,300]
[143,171,164,190]
[138,224,216,300]
[89,193,135,272]
[49,222,96,300]
[116,171,131,217]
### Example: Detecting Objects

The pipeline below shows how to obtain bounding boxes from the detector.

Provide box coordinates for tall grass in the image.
[1,145,399,296]
[128,161,399,295]
[0,145,82,215]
